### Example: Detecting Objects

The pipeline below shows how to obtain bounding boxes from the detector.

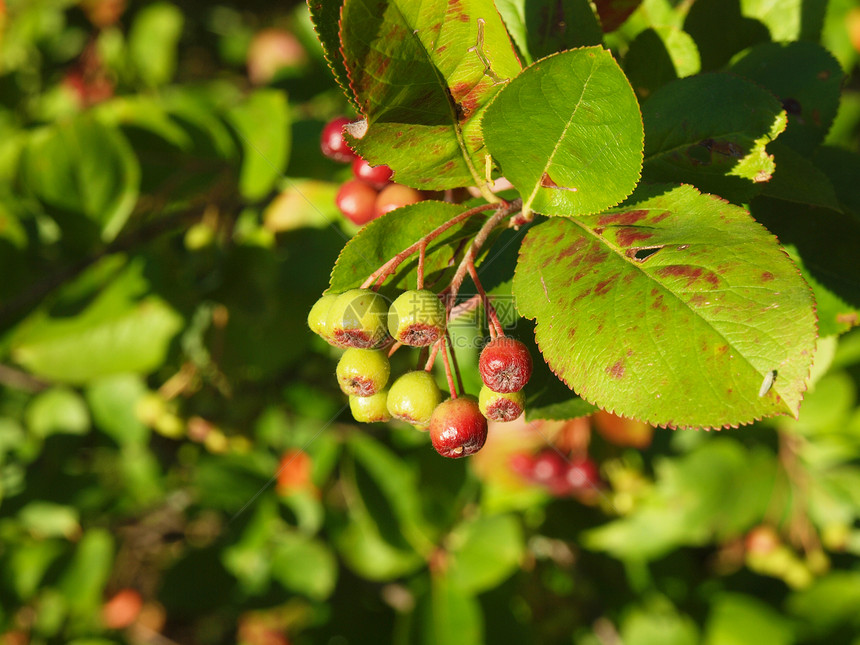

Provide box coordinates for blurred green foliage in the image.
[0,1,859,644]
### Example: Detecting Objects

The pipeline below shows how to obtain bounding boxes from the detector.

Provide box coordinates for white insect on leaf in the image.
[758,370,777,398]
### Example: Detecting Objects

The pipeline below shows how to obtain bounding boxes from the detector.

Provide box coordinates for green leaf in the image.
[85,374,150,445]
[339,0,521,190]
[307,0,354,109]
[226,89,291,201]
[446,514,524,594]
[730,42,843,156]
[10,260,183,384]
[6,539,65,600]
[787,571,860,637]
[522,0,603,61]
[750,197,860,337]
[813,146,860,218]
[761,142,841,211]
[513,184,817,428]
[704,594,795,645]
[59,529,114,618]
[332,510,424,581]
[623,27,700,100]
[483,47,643,218]
[270,531,337,601]
[129,2,184,87]
[683,0,770,71]
[740,0,828,42]
[18,502,81,539]
[642,73,786,202]
[329,201,482,293]
[19,117,140,243]
[620,598,699,645]
[412,575,483,645]
[25,387,90,438]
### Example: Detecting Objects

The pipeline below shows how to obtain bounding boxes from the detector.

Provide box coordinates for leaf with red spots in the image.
[642,73,787,203]
[483,47,644,219]
[307,0,355,111]
[338,0,522,190]
[329,201,484,293]
[512,184,818,429]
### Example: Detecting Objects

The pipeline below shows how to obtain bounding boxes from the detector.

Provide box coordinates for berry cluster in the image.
[320,117,423,226]
[510,449,601,497]
[308,284,534,458]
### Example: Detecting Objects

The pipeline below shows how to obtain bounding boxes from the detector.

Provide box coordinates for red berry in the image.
[352,157,393,189]
[428,397,488,459]
[509,452,535,479]
[530,450,567,486]
[564,458,601,492]
[375,183,422,216]
[478,337,533,393]
[102,588,143,629]
[321,117,358,163]
[336,179,379,225]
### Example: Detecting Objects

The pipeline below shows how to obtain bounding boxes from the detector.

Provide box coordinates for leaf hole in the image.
[627,246,664,262]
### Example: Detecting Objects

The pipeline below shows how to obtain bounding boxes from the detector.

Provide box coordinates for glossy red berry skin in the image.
[479,337,533,393]
[428,397,488,459]
[320,116,358,163]
[336,179,379,225]
[375,183,422,216]
[352,157,393,190]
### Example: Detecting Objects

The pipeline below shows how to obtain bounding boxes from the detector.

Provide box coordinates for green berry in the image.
[307,293,339,342]
[350,390,391,423]
[336,348,390,397]
[386,370,442,428]
[326,288,390,348]
[478,385,525,422]
[388,289,447,346]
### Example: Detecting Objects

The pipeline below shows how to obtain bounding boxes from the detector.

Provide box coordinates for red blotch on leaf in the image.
[598,209,649,226]
[607,360,625,379]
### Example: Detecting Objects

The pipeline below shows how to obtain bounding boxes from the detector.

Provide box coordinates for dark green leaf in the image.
[307,0,355,109]
[484,47,643,218]
[730,42,843,155]
[624,27,700,100]
[683,0,770,71]
[761,142,841,211]
[642,73,787,203]
[339,0,521,190]
[525,0,602,61]
[513,184,817,428]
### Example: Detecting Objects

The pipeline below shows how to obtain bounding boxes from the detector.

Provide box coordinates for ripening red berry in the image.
[530,450,567,486]
[375,183,422,216]
[563,457,601,492]
[479,337,533,393]
[102,588,143,629]
[336,179,379,225]
[320,116,358,163]
[352,157,393,190]
[428,397,488,458]
[509,452,536,479]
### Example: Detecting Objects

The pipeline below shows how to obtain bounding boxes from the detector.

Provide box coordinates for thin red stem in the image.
[387,341,402,358]
[360,202,499,290]
[417,240,427,290]
[425,338,442,371]
[445,329,464,395]
[441,335,458,398]
[465,259,503,340]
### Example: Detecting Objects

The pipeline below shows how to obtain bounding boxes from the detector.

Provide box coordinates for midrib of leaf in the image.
[565,211,794,413]
[523,56,598,215]
[383,0,487,192]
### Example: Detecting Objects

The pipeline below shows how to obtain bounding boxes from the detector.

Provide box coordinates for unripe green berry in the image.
[307,293,339,342]
[387,370,442,428]
[478,385,525,422]
[388,289,447,346]
[326,288,390,348]
[336,348,390,397]
[350,389,391,423]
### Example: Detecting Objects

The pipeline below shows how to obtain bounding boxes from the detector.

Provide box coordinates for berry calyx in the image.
[336,348,390,396]
[479,337,533,393]
[326,289,390,348]
[336,179,379,226]
[428,396,488,458]
[320,116,358,163]
[307,293,339,342]
[387,289,447,347]
[478,385,525,422]
[375,183,422,216]
[352,157,393,190]
[386,370,442,428]
[350,389,391,423]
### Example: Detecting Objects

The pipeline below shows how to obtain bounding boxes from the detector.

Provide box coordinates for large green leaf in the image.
[339,0,521,190]
[483,47,643,219]
[19,117,140,243]
[9,259,183,384]
[730,42,843,156]
[512,184,817,428]
[445,514,524,594]
[328,201,483,293]
[226,89,291,201]
[642,73,787,203]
